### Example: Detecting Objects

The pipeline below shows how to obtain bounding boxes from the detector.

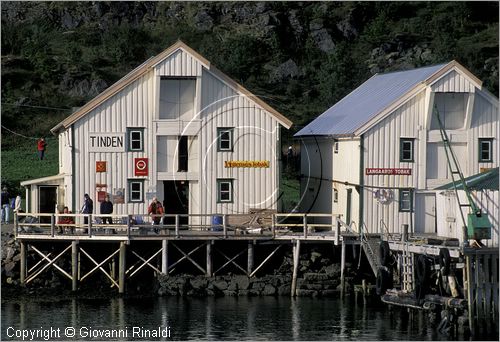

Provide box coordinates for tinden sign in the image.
[224,160,270,168]
[89,133,125,152]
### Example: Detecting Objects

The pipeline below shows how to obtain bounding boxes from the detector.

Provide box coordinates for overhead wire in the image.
[1,125,55,140]
[2,103,71,111]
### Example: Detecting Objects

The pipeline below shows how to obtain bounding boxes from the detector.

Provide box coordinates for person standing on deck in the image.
[37,138,47,160]
[1,187,10,224]
[148,197,163,225]
[81,194,93,225]
[100,195,113,224]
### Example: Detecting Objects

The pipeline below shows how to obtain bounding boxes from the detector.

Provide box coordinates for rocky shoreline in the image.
[2,231,367,298]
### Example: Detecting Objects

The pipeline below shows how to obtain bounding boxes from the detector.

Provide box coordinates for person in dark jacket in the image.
[100,195,113,224]
[81,193,93,225]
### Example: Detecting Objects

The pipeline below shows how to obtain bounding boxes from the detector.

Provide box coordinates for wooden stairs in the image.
[361,235,381,276]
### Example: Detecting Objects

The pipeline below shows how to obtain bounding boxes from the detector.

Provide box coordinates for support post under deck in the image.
[71,241,79,291]
[291,239,301,297]
[162,240,168,274]
[119,242,126,294]
[247,241,254,275]
[340,239,346,297]
[20,241,26,285]
[206,241,212,277]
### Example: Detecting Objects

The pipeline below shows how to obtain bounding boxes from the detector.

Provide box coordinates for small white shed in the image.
[295,61,499,246]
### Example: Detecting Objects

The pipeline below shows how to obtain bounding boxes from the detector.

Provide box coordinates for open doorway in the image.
[38,186,57,223]
[163,181,189,225]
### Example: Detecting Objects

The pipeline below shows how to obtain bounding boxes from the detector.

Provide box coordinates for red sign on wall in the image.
[365,168,412,175]
[97,191,107,202]
[96,161,107,172]
[134,158,148,176]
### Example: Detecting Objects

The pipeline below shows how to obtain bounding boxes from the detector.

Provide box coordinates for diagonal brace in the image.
[28,252,52,273]
[169,243,206,274]
[128,249,163,279]
[26,244,72,284]
[214,248,247,275]
[249,245,282,278]
[31,246,73,281]
[79,247,120,288]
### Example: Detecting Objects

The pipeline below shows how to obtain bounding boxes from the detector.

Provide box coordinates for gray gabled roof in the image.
[295,63,448,137]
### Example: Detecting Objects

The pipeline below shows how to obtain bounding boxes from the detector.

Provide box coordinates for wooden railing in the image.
[14,212,345,241]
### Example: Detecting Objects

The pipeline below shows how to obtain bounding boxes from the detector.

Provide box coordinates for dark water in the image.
[0,295,481,341]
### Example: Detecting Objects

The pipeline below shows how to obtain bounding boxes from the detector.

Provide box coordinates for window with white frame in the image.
[400,138,414,162]
[217,128,233,151]
[398,189,412,212]
[127,128,144,152]
[128,180,144,203]
[334,141,339,154]
[333,189,338,203]
[479,138,493,162]
[217,179,233,203]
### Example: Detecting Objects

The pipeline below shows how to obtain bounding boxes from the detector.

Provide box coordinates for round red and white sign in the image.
[136,160,147,170]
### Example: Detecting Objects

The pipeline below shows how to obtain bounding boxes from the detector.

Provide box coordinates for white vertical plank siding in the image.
[431,70,476,93]
[155,49,202,77]
[199,69,280,219]
[362,92,427,233]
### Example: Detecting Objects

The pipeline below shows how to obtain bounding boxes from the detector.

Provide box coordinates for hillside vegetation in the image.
[1,1,498,192]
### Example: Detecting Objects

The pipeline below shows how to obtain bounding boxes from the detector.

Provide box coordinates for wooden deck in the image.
[14,212,351,244]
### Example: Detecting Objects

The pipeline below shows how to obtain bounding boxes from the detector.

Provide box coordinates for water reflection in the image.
[1,295,495,340]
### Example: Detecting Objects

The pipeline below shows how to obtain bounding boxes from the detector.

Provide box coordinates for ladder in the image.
[402,241,413,292]
[434,106,479,237]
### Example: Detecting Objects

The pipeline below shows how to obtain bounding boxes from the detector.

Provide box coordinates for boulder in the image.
[306,284,323,291]
[269,59,300,83]
[223,290,237,296]
[310,28,335,53]
[296,289,317,297]
[213,279,228,291]
[310,251,322,263]
[4,261,16,273]
[304,273,329,281]
[190,277,208,290]
[233,275,250,290]
[262,284,276,295]
[277,284,291,296]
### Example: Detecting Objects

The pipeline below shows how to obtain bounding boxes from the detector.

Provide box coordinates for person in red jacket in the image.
[37,138,47,160]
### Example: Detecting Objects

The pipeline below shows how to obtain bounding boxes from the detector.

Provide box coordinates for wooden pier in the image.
[13,212,498,336]
[14,212,359,296]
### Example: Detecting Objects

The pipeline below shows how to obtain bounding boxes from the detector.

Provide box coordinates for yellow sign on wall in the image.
[224,160,270,168]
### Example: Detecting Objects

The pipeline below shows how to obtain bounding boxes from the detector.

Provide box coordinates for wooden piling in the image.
[20,241,26,285]
[465,254,474,335]
[111,256,116,280]
[71,241,78,291]
[118,242,126,294]
[291,239,301,297]
[247,241,254,275]
[206,241,212,277]
[340,239,346,297]
[162,240,168,274]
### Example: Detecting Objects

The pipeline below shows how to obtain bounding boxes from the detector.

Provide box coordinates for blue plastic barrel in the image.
[211,215,223,231]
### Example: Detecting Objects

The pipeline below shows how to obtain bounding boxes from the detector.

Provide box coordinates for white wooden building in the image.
[22,41,292,223]
[295,61,499,246]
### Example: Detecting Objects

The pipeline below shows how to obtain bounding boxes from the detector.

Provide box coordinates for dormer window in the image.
[430,93,468,130]
[159,78,195,120]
